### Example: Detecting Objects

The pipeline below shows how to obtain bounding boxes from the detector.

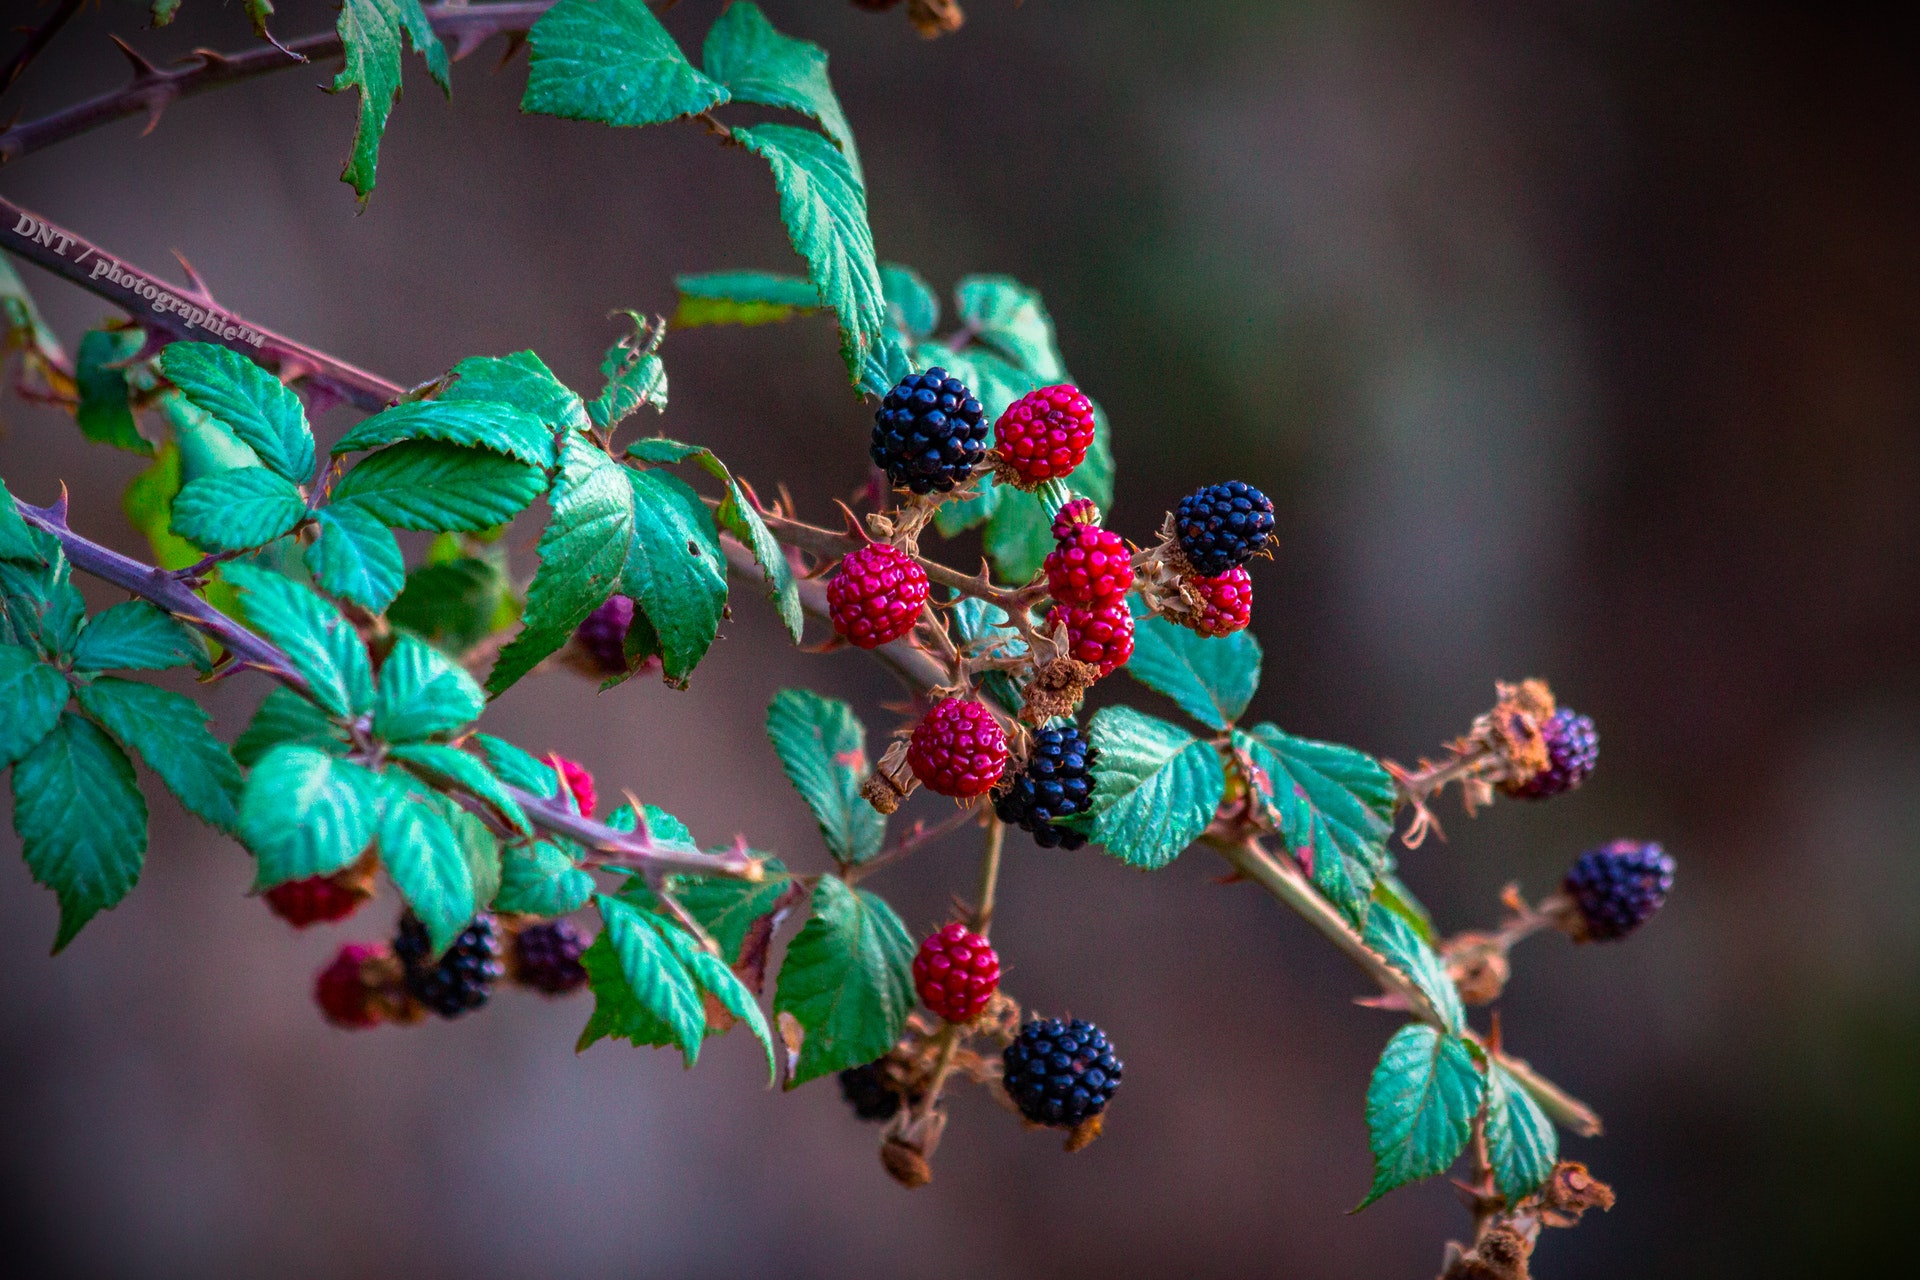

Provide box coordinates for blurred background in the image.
[1,0,1916,1275]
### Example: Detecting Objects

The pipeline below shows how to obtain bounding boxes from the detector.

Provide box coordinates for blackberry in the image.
[1564,840,1674,941]
[906,697,1009,798]
[1174,481,1275,576]
[1002,1017,1123,1127]
[838,1062,902,1122]
[1501,708,1599,799]
[394,912,504,1019]
[513,920,590,994]
[871,368,988,494]
[574,595,636,674]
[995,724,1096,850]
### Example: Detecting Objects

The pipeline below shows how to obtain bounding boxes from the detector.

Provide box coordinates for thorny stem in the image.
[0,0,84,95]
[748,503,1035,616]
[972,816,1005,937]
[841,803,981,885]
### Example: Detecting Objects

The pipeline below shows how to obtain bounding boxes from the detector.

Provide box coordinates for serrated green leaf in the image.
[387,556,513,656]
[70,601,209,673]
[157,342,313,483]
[857,332,914,398]
[377,775,476,952]
[1240,724,1396,927]
[597,894,706,1062]
[332,0,451,201]
[233,686,347,767]
[717,478,802,643]
[880,264,938,340]
[373,633,485,742]
[0,643,69,767]
[1372,872,1438,945]
[0,525,83,659]
[1086,705,1225,869]
[771,875,913,1086]
[0,476,41,564]
[948,596,1027,716]
[672,270,822,328]
[388,742,530,836]
[305,502,405,612]
[333,399,555,469]
[238,745,381,886]
[1362,903,1465,1034]
[12,712,147,951]
[668,860,795,963]
[222,564,374,718]
[443,798,502,911]
[441,350,590,437]
[588,315,668,431]
[74,328,152,455]
[523,0,726,127]
[735,122,886,383]
[765,690,885,864]
[120,444,200,572]
[1125,612,1261,731]
[76,678,241,832]
[496,841,595,917]
[578,928,672,1050]
[622,467,727,684]
[650,912,777,1082]
[955,275,1066,381]
[1359,1024,1484,1209]
[703,2,858,177]
[1486,1061,1559,1203]
[332,440,546,532]
[170,466,308,552]
[473,732,558,797]
[161,389,261,483]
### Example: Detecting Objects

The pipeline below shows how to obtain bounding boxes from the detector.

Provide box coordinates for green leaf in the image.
[771,875,914,1086]
[162,388,262,482]
[672,271,822,328]
[305,502,405,611]
[523,0,726,127]
[764,690,885,864]
[74,328,152,455]
[238,745,382,886]
[735,122,886,383]
[702,2,858,174]
[70,601,209,673]
[373,633,485,742]
[76,678,241,833]
[716,477,802,643]
[332,440,546,532]
[649,912,778,1082]
[596,894,707,1062]
[12,712,147,951]
[377,775,477,952]
[578,928,672,1050]
[1486,1061,1559,1204]
[472,732,558,798]
[1359,1024,1485,1210]
[0,643,69,767]
[441,350,590,437]
[1124,612,1262,731]
[880,264,938,340]
[955,275,1066,381]
[222,564,374,718]
[152,0,181,25]
[496,841,594,917]
[331,0,451,201]
[0,475,41,564]
[387,556,513,656]
[120,444,200,572]
[387,742,531,836]
[1362,903,1466,1034]
[588,313,669,430]
[1086,705,1226,870]
[669,861,795,963]
[157,342,313,483]
[233,687,347,767]
[333,399,556,469]
[621,467,727,684]
[1240,724,1396,927]
[0,525,84,659]
[1371,872,1438,945]
[488,435,632,694]
[948,596,1027,716]
[608,801,693,845]
[445,798,502,911]
[168,466,307,553]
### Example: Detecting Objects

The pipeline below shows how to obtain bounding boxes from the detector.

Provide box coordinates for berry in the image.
[1002,1017,1123,1127]
[555,756,597,818]
[1501,708,1599,800]
[1061,600,1134,675]
[513,920,590,994]
[1564,840,1674,941]
[1180,567,1253,637]
[1044,503,1133,608]
[838,1062,902,1122]
[907,697,1009,798]
[871,367,988,494]
[1174,481,1276,576]
[995,724,1096,850]
[993,383,1097,484]
[264,874,367,928]
[315,942,388,1029]
[827,543,930,648]
[394,912,504,1019]
[575,595,636,673]
[912,921,1001,1023]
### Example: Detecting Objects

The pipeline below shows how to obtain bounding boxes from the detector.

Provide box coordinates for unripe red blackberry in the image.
[1499,708,1598,800]
[838,1062,902,1122]
[993,383,1097,485]
[906,697,1008,798]
[994,723,1096,849]
[1044,500,1133,608]
[1180,567,1252,637]
[871,368,988,494]
[1062,600,1134,675]
[1174,481,1275,576]
[1002,1017,1123,1127]
[512,919,590,994]
[912,921,1001,1023]
[574,594,636,674]
[314,942,389,1029]
[827,543,929,649]
[1564,840,1674,941]
[555,756,597,818]
[394,912,504,1019]
[264,873,369,928]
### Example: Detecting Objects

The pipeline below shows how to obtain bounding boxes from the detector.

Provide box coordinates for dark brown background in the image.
[1,1,1915,1276]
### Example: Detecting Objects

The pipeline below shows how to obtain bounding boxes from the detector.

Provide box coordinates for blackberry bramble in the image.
[1002,1017,1124,1128]
[871,368,987,494]
[395,913,505,1019]
[907,697,1009,798]
[993,383,1097,486]
[1174,481,1275,576]
[912,922,1001,1023]
[995,723,1096,849]
[828,543,930,648]
[1564,840,1674,941]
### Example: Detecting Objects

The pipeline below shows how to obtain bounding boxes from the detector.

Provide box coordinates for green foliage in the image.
[222,564,374,719]
[653,914,778,1080]
[764,690,885,864]
[620,467,727,684]
[1237,724,1396,927]
[702,3,858,174]
[12,712,147,951]
[70,601,209,673]
[333,399,556,469]
[880,264,939,340]
[306,502,406,611]
[233,686,346,767]
[949,596,1027,716]
[1124,612,1261,731]
[1086,705,1227,869]
[1361,903,1465,1035]
[331,440,546,532]
[372,633,485,743]
[157,343,314,484]
[591,894,708,1062]
[1,527,87,659]
[440,351,590,436]
[0,644,70,767]
[671,859,796,962]
[1359,1023,1484,1210]
[772,875,915,1086]
[0,476,41,564]
[588,316,669,430]
[331,0,451,201]
[387,742,530,836]
[170,465,307,552]
[376,776,479,952]
[955,275,1067,382]
[473,732,558,798]
[74,678,242,833]
[387,556,513,655]
[238,745,382,887]
[523,0,726,127]
[672,271,821,328]
[74,327,152,454]
[1486,1061,1559,1203]
[496,841,594,917]
[120,445,200,572]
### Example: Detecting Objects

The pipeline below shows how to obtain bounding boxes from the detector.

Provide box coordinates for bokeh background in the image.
[2,1,1916,1276]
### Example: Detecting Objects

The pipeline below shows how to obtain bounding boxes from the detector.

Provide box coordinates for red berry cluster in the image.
[1183,567,1252,638]
[993,383,1097,485]
[828,543,930,649]
[1044,500,1133,608]
[265,873,369,928]
[555,755,597,817]
[907,697,1008,797]
[912,921,1001,1023]
[1062,601,1135,674]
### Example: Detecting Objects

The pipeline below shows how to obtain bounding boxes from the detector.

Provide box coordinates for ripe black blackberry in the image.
[1564,840,1674,941]
[994,724,1096,850]
[1002,1017,1123,1127]
[838,1062,902,1122]
[394,912,504,1018]
[513,920,589,994]
[1174,481,1275,576]
[1502,708,1599,799]
[871,368,987,494]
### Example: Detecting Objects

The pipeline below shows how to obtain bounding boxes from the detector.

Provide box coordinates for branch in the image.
[14,498,759,882]
[0,0,83,96]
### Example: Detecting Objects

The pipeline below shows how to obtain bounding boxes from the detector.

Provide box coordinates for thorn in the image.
[188,47,235,72]
[169,250,216,305]
[138,97,169,138]
[492,30,529,71]
[253,31,306,63]
[109,35,160,81]
[830,498,871,544]
[51,481,69,522]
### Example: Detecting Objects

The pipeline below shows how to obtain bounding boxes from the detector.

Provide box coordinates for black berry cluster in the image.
[871,368,987,494]
[995,724,1096,849]
[1174,481,1275,576]
[513,920,590,994]
[838,1062,903,1122]
[1504,708,1599,800]
[394,912,504,1018]
[1564,840,1674,941]
[1002,1017,1123,1127]
[574,594,636,674]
